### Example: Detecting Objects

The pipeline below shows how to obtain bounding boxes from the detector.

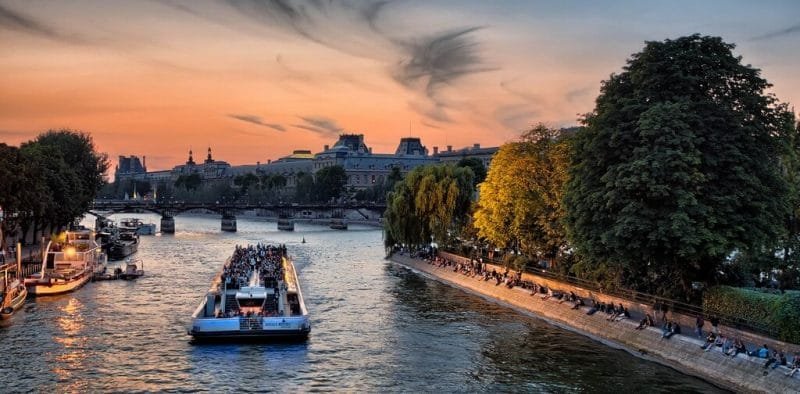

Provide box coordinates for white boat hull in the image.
[25,272,92,296]
[189,315,310,341]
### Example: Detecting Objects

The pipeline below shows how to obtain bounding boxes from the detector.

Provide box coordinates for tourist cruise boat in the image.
[189,244,310,341]
[24,229,106,296]
[119,218,157,235]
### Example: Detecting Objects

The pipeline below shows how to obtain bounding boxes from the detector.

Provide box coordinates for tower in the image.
[205,147,213,164]
[187,149,195,165]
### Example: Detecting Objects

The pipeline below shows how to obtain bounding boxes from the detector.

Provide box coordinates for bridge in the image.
[89,200,386,233]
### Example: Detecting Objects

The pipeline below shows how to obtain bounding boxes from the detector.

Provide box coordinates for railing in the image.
[239,316,262,330]
[439,247,778,338]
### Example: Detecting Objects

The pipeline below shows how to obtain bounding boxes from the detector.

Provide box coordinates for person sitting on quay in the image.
[786,351,800,377]
[725,338,746,357]
[635,314,655,330]
[750,344,770,358]
[762,349,784,374]
[571,297,585,310]
[615,306,631,321]
[721,336,733,355]
[662,321,681,339]
[700,332,717,351]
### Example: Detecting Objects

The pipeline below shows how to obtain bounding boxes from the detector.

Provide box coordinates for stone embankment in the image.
[390,254,800,393]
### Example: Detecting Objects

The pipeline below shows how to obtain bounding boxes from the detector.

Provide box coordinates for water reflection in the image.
[0,214,725,392]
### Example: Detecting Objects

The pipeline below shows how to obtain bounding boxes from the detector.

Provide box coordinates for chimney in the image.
[268,159,271,164]
[324,144,330,151]
[368,147,373,154]
[447,145,452,152]
[257,161,260,167]
[142,155,146,171]
[473,143,480,149]
[433,146,439,155]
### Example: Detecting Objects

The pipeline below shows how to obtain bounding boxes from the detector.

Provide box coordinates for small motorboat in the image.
[119,259,144,280]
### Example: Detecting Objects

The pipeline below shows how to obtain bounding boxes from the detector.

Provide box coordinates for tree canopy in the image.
[384,164,474,249]
[474,124,572,264]
[1,130,108,249]
[563,35,793,298]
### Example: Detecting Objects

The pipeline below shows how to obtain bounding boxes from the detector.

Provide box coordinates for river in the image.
[0,214,724,392]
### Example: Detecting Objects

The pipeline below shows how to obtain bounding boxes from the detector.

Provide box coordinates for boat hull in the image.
[136,224,157,235]
[25,272,92,296]
[0,288,27,319]
[189,316,310,342]
[109,242,138,260]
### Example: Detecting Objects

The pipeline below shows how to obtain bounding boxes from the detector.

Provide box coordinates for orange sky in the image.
[1,1,798,172]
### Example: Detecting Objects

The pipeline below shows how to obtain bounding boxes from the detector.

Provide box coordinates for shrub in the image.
[703,286,800,344]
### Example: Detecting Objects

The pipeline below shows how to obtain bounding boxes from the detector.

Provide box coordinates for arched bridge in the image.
[88,200,386,233]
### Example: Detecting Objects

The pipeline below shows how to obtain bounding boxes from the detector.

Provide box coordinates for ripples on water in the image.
[0,214,725,392]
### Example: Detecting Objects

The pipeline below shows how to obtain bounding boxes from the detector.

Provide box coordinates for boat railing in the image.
[239,316,263,330]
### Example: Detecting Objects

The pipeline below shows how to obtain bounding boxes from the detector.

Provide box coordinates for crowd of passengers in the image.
[216,244,287,318]
[412,249,800,378]
[222,243,286,289]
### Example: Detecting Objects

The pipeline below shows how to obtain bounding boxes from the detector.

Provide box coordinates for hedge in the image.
[703,286,800,344]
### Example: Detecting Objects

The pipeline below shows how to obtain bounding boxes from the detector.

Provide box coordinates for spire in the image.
[187,148,195,165]
[205,146,213,164]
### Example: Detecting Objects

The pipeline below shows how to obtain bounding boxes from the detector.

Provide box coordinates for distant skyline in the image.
[1,0,798,171]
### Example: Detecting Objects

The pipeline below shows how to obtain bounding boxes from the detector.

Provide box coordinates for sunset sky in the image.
[1,0,798,171]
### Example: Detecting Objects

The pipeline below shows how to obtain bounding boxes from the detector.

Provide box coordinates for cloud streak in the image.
[751,23,800,41]
[215,0,492,122]
[292,115,344,136]
[393,27,495,122]
[227,114,285,131]
[0,3,82,43]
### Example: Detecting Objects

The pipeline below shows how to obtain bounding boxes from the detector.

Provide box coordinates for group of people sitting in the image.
[222,243,286,289]
[420,252,800,379]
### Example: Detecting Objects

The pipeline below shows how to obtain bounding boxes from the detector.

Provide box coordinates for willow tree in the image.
[384,164,474,249]
[563,35,792,298]
[474,124,572,264]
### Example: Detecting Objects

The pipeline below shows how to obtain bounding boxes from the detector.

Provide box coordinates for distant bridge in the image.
[88,200,386,233]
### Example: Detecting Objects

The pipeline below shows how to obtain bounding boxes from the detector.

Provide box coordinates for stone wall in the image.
[391,253,800,393]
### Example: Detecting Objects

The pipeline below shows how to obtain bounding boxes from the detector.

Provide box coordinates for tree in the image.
[456,157,487,187]
[294,172,315,203]
[474,124,573,265]
[563,35,793,299]
[175,173,202,191]
[314,165,348,202]
[384,164,474,249]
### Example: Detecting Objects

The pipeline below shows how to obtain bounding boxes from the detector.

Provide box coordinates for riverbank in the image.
[389,254,800,393]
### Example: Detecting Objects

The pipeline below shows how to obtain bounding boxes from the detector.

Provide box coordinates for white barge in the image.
[24,229,105,296]
[189,244,310,341]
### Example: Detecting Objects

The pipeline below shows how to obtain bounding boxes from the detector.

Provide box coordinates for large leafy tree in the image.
[474,124,573,265]
[314,165,348,202]
[384,164,474,249]
[564,35,793,298]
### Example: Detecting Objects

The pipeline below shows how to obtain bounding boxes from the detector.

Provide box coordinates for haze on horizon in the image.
[1,0,798,171]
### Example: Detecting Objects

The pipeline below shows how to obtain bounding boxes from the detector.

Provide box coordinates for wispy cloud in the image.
[751,23,800,41]
[292,116,344,136]
[494,104,538,131]
[565,87,591,103]
[0,3,82,43]
[213,1,492,122]
[393,27,495,122]
[227,114,285,131]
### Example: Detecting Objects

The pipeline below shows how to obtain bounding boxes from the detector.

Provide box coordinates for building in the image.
[313,134,436,190]
[433,143,498,169]
[114,136,498,191]
[114,155,147,183]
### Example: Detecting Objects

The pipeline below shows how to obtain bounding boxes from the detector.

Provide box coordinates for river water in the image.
[0,214,724,393]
